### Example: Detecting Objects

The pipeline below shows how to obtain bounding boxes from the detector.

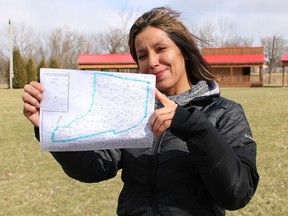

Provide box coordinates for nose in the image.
[148,53,159,70]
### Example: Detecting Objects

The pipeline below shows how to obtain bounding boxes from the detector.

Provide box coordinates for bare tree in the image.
[48,26,101,69]
[222,35,254,47]
[189,18,252,49]
[0,51,8,86]
[64,32,101,68]
[261,35,288,84]
[12,22,39,61]
[191,22,216,49]
[98,27,123,53]
[0,22,41,86]
[119,9,133,53]
[98,9,135,54]
[216,17,233,47]
[75,33,100,54]
[34,37,50,63]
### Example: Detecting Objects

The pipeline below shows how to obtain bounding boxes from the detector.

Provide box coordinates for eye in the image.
[138,54,147,61]
[156,46,166,53]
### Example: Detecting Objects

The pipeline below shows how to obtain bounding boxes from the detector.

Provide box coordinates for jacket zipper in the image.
[149,131,166,216]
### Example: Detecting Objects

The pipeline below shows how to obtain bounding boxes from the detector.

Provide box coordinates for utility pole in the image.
[9,18,13,89]
[268,36,275,85]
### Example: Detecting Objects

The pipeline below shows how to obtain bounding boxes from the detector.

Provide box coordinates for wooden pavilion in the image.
[281,53,288,67]
[78,47,265,87]
[78,53,138,73]
[281,53,288,86]
[202,47,265,87]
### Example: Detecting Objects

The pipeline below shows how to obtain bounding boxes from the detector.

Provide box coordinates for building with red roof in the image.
[202,47,265,87]
[280,53,288,87]
[78,53,137,72]
[78,47,265,87]
[281,53,288,67]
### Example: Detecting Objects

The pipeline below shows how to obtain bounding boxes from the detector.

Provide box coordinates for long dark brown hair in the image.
[129,7,215,85]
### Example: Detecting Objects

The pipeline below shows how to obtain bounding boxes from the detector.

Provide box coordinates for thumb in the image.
[155,88,174,106]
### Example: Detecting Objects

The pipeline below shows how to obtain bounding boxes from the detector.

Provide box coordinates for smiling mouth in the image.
[154,69,167,78]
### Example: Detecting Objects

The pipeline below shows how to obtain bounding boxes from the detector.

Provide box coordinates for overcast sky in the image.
[0,0,287,46]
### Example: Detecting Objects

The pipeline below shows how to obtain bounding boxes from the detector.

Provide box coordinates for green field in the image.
[0,88,287,216]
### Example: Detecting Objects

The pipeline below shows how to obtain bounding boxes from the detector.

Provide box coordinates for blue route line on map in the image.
[51,72,152,143]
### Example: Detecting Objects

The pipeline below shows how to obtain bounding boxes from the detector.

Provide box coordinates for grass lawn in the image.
[0,87,287,216]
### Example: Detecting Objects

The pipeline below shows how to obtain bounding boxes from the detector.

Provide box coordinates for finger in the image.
[150,106,175,128]
[22,91,41,109]
[23,103,40,127]
[30,81,45,93]
[155,88,174,107]
[23,83,44,103]
[150,109,175,135]
[152,113,174,135]
[155,120,172,136]
[23,102,38,116]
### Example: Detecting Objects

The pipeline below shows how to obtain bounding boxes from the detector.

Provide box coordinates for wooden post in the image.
[230,67,233,83]
[284,66,286,86]
[259,66,263,83]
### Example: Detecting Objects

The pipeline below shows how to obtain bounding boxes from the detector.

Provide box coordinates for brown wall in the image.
[202,47,264,55]
[211,67,243,76]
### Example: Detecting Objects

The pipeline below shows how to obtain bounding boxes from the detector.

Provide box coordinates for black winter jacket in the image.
[39,92,259,216]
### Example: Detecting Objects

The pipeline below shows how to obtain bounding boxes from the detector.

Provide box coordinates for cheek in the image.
[173,52,186,70]
[161,52,176,66]
[138,62,148,74]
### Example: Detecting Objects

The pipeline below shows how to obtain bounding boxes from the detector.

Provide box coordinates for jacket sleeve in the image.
[170,102,259,210]
[34,127,122,183]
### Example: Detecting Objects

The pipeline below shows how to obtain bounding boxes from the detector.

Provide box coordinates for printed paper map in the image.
[40,68,155,151]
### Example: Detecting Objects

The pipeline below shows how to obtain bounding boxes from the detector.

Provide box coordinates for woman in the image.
[23,7,259,216]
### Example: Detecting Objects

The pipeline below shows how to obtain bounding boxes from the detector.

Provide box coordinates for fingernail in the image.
[38,94,43,101]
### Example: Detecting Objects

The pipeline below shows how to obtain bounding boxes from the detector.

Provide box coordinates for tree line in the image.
[0,13,287,88]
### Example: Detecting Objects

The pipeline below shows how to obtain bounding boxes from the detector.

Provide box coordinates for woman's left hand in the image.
[150,89,178,136]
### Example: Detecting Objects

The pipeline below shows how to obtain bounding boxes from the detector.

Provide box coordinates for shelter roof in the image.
[281,53,288,62]
[203,54,265,64]
[78,47,265,66]
[202,47,265,65]
[78,53,135,65]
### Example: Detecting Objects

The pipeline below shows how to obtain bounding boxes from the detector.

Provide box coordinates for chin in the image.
[156,81,171,94]
[156,87,168,95]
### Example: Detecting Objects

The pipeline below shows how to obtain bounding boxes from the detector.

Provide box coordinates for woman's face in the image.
[134,26,191,96]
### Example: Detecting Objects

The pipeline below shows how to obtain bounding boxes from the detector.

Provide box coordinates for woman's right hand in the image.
[22,81,44,127]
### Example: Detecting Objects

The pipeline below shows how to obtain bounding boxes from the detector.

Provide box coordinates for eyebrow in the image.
[136,49,145,55]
